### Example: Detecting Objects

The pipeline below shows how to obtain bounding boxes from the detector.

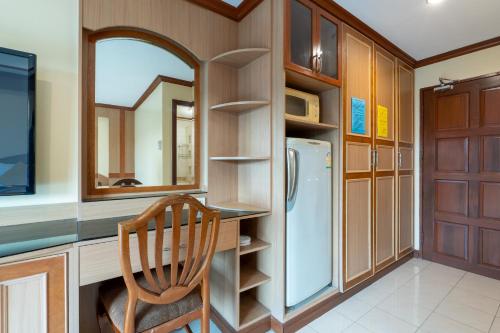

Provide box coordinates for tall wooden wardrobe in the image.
[342,24,414,290]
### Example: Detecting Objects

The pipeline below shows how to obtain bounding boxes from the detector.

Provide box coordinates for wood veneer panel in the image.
[375,176,395,265]
[376,145,394,171]
[436,93,470,130]
[398,175,413,254]
[482,87,500,127]
[480,228,500,268]
[346,142,371,173]
[399,147,413,171]
[434,220,468,260]
[436,137,469,172]
[435,180,468,216]
[82,0,238,61]
[345,179,372,282]
[481,135,500,172]
[397,63,414,144]
[375,47,395,141]
[481,182,500,219]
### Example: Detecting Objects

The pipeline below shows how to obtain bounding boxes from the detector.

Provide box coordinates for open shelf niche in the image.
[207,1,273,330]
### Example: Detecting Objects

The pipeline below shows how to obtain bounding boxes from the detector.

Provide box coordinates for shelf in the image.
[286,68,339,93]
[240,239,271,255]
[211,48,270,68]
[239,267,271,292]
[209,156,270,161]
[210,101,270,113]
[239,294,270,329]
[210,201,269,213]
[285,115,338,131]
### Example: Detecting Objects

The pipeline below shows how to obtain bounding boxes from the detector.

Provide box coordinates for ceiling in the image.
[221,0,244,7]
[333,0,500,60]
[95,38,194,107]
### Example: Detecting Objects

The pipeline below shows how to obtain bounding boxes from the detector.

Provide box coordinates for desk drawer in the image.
[79,220,237,286]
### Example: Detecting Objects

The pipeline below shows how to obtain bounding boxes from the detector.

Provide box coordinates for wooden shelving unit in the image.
[285,115,338,131]
[240,267,271,292]
[210,100,269,113]
[207,2,273,330]
[211,48,270,68]
[239,293,270,329]
[240,239,271,255]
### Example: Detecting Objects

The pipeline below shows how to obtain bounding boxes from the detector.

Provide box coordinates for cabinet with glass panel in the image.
[285,0,342,87]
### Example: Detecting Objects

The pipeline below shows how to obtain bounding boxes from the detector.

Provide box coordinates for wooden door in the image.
[396,61,415,258]
[374,46,396,271]
[422,73,500,279]
[0,255,66,333]
[342,25,374,289]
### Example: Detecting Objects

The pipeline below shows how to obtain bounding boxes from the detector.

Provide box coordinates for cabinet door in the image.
[396,60,415,258]
[0,255,66,333]
[374,46,396,271]
[343,25,374,290]
[286,0,315,73]
[316,8,341,86]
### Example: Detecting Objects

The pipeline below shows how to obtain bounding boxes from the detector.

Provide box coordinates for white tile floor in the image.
[298,259,500,333]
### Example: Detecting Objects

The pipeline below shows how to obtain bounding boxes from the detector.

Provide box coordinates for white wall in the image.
[0,0,79,208]
[135,85,164,186]
[413,45,500,249]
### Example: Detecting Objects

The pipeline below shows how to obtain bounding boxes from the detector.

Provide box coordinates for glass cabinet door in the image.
[290,0,314,71]
[318,10,339,81]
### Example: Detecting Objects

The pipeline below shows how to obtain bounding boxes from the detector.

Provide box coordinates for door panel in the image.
[374,45,396,271]
[398,175,414,254]
[342,25,374,289]
[289,0,314,71]
[396,60,414,258]
[422,73,500,279]
[376,176,395,266]
[345,179,372,282]
[318,10,339,80]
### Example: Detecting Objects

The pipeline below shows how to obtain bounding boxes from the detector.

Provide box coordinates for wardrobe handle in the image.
[398,151,403,169]
[312,54,318,72]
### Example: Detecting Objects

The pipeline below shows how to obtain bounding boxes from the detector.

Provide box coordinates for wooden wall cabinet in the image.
[0,255,67,333]
[342,24,414,290]
[285,0,341,87]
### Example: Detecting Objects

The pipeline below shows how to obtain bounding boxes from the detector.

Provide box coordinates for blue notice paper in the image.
[351,97,366,135]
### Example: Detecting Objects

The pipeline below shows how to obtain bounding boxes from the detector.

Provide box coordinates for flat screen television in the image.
[0,47,36,195]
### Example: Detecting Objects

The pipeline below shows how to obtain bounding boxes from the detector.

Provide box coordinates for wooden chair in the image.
[98,195,221,333]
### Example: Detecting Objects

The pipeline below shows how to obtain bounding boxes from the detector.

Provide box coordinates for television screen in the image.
[0,47,36,195]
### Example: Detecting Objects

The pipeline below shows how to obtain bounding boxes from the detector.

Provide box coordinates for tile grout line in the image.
[488,304,500,333]
[427,270,495,333]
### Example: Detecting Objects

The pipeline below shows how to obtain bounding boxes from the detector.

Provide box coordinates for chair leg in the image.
[201,274,210,333]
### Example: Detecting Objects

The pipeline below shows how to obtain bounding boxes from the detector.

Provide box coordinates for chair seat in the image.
[99,266,202,332]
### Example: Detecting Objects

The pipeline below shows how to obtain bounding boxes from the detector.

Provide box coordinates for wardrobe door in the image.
[396,60,415,258]
[374,46,396,271]
[343,25,374,290]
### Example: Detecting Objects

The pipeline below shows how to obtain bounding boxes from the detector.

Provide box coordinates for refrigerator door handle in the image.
[287,148,298,203]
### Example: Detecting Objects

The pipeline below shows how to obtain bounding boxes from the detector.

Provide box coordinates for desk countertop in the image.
[0,209,266,259]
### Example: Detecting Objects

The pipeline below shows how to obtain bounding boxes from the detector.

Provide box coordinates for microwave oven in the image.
[285,87,320,123]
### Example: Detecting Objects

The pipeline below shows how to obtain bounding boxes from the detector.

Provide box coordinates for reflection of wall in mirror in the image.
[163,82,194,184]
[177,118,194,184]
[95,106,135,187]
[135,84,164,186]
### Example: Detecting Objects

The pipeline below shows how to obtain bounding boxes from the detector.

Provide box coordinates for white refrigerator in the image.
[286,137,332,307]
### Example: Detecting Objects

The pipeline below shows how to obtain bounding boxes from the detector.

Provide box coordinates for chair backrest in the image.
[118,194,220,306]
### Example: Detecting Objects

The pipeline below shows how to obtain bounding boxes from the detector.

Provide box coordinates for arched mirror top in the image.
[86,29,201,197]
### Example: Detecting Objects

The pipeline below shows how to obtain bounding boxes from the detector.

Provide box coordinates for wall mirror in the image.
[86,30,200,195]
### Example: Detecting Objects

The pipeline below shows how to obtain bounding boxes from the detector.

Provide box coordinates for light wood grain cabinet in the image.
[0,255,67,333]
[342,25,414,290]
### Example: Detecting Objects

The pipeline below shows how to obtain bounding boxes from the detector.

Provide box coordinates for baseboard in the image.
[272,251,414,333]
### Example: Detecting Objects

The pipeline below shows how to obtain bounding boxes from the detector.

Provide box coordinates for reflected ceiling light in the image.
[427,0,444,4]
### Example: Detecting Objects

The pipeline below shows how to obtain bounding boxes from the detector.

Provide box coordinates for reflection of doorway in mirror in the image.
[173,100,195,185]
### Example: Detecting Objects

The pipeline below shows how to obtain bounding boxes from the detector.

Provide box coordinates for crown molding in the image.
[187,0,264,21]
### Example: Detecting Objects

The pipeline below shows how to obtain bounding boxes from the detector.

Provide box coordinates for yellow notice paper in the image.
[377,105,388,138]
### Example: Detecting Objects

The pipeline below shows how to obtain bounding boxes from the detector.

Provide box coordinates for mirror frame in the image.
[85,29,200,196]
